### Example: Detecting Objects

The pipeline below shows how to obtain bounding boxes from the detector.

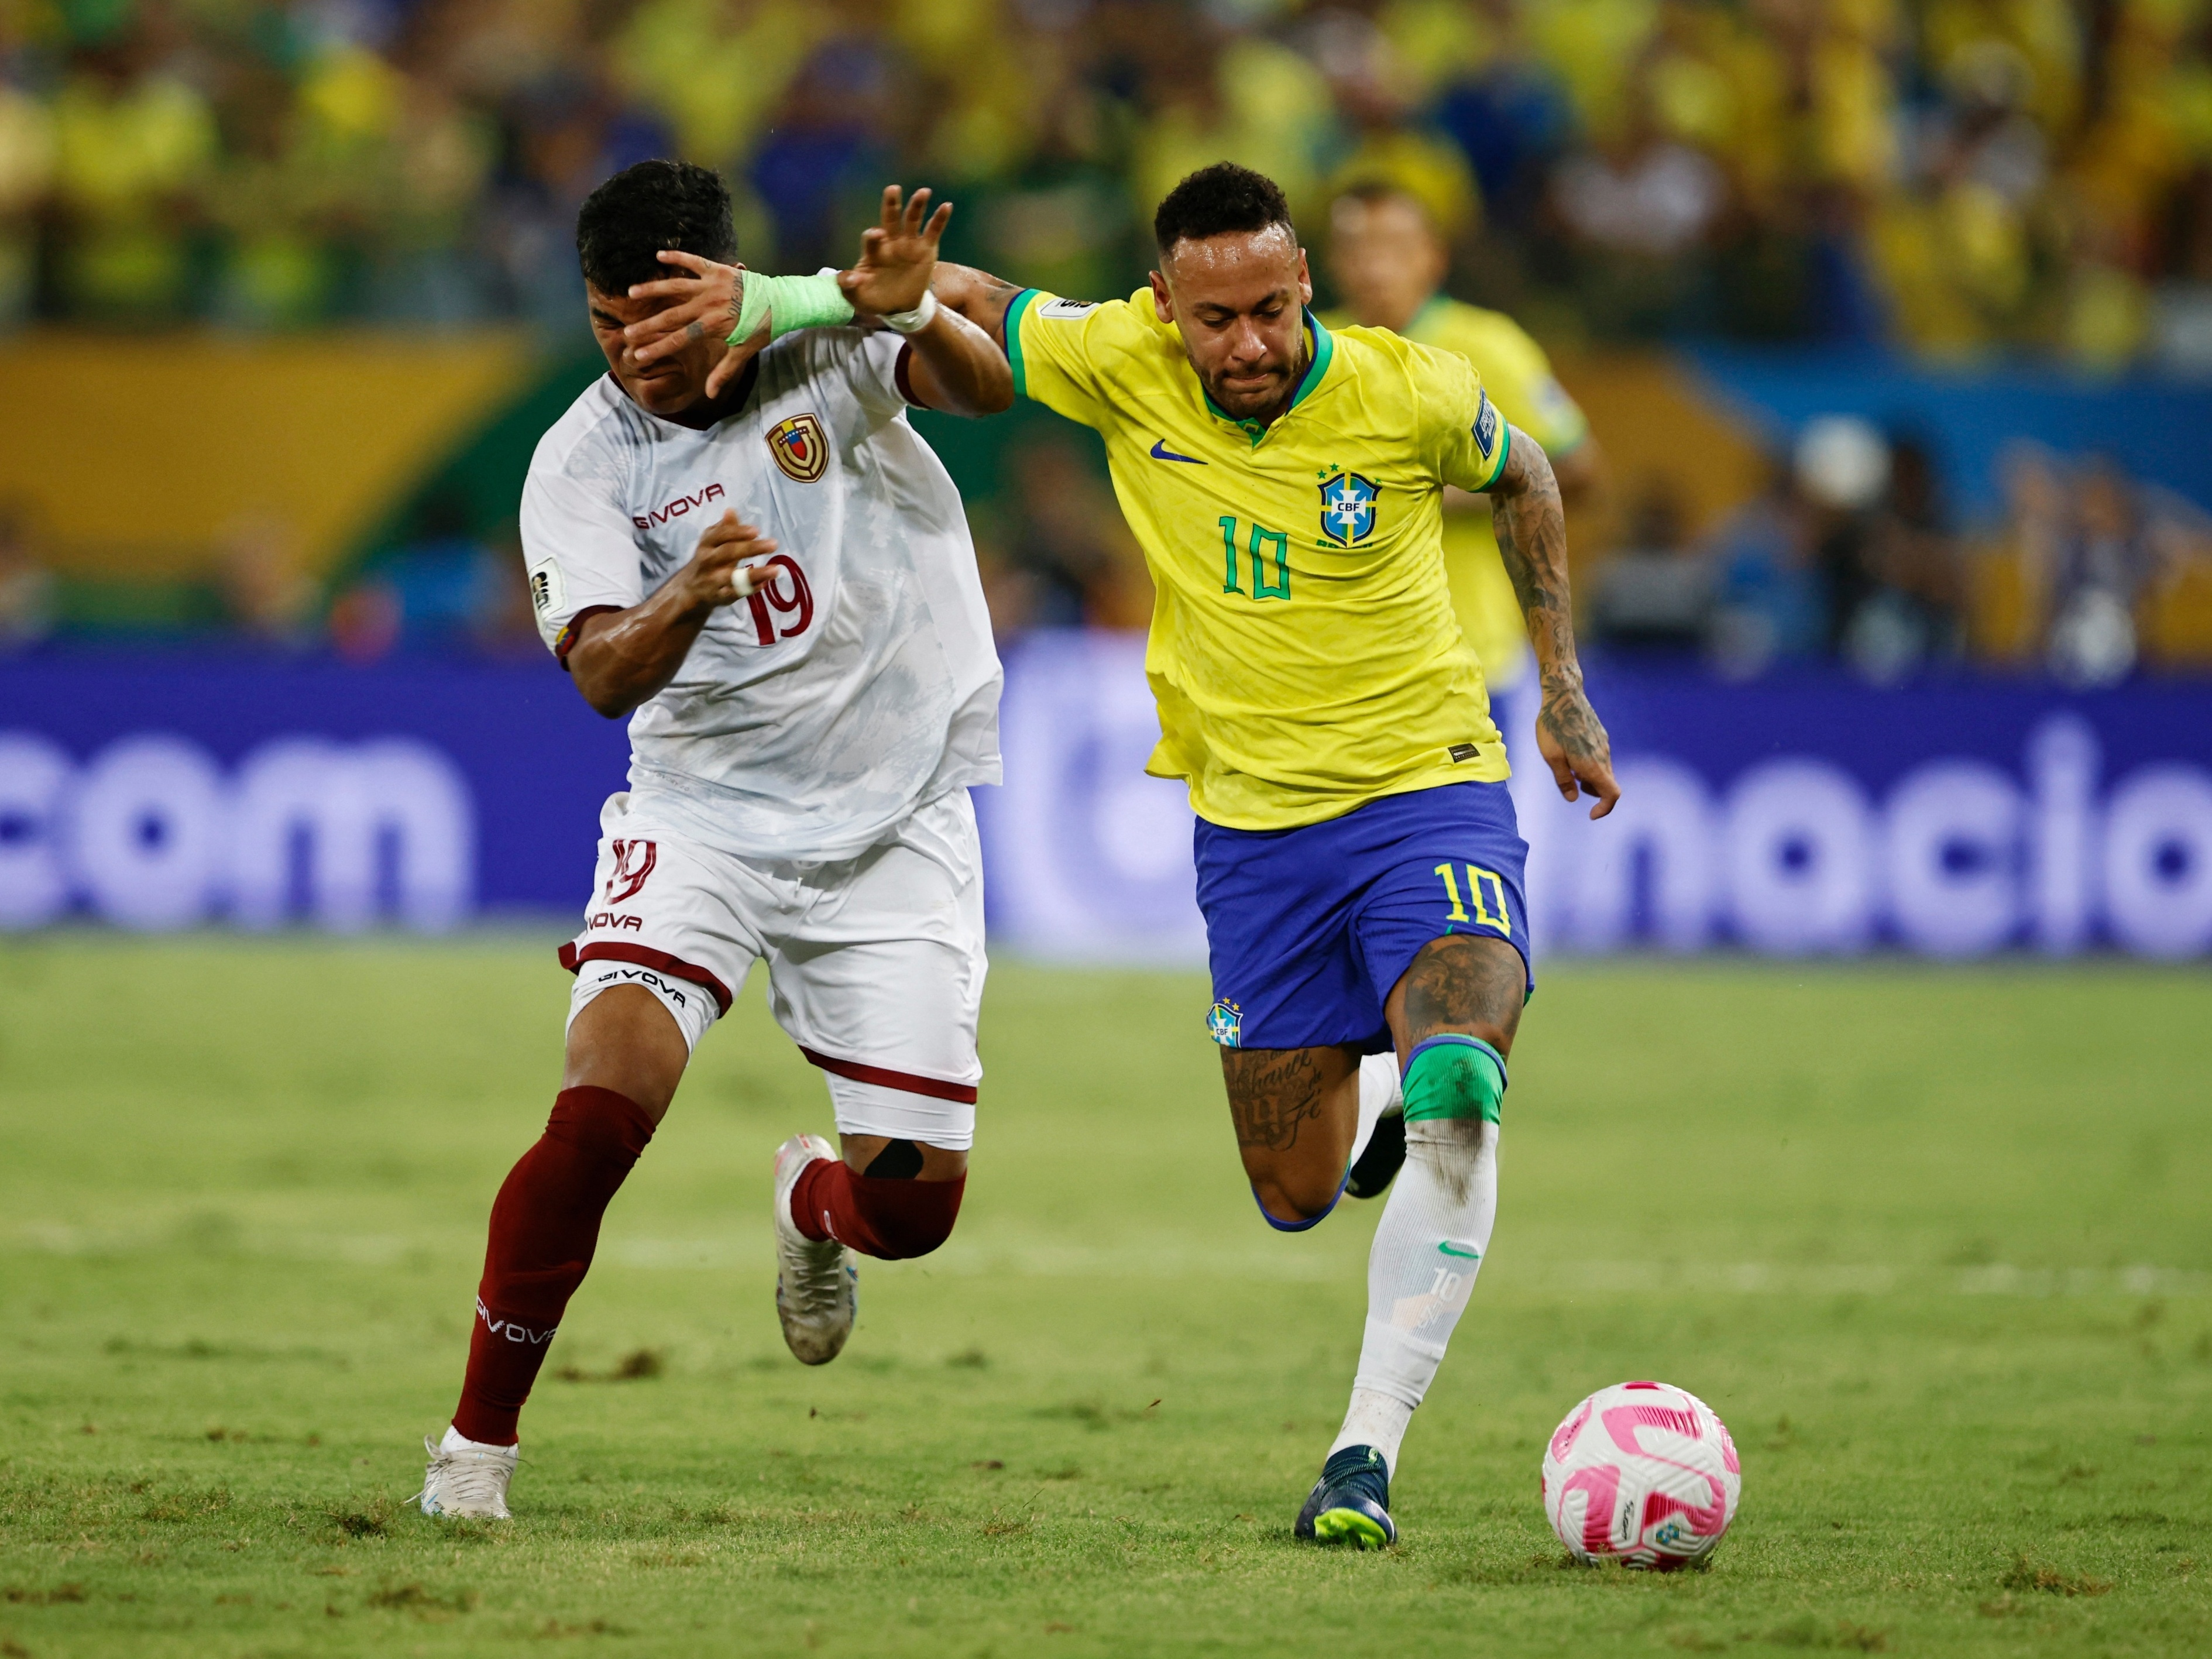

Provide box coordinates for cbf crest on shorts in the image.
[1207,998,1243,1047]
[1319,471,1379,546]
[766,413,829,483]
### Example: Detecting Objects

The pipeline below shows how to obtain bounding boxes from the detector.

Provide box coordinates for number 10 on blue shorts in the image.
[1193,780,1534,1055]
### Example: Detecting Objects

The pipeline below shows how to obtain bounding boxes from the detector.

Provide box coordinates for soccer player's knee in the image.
[849,1171,965,1260]
[1401,1035,1507,1126]
[1277,1168,1348,1220]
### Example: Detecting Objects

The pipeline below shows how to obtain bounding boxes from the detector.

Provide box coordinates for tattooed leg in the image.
[1384,933,1526,1063]
[1220,1043,1362,1221]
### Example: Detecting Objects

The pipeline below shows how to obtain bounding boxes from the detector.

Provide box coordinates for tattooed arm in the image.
[928,261,1026,351]
[1487,427,1621,819]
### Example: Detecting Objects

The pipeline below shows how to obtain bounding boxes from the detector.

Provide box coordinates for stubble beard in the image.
[1201,334,1308,424]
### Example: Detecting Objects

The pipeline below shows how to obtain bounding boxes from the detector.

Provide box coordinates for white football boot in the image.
[772,1133,858,1365]
[416,1427,517,1520]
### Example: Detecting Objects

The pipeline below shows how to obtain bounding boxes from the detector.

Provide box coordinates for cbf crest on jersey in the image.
[1319,471,1379,546]
[766,413,829,483]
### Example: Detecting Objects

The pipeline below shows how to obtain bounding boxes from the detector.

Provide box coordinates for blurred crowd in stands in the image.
[1586,419,2212,683]
[5,0,2212,676]
[2,0,2211,366]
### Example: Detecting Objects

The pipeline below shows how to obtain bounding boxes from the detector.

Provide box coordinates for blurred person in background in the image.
[49,7,217,324]
[1325,178,1603,691]
[0,499,55,648]
[1587,479,1710,653]
[472,530,548,660]
[1845,431,1964,683]
[1976,441,2212,678]
[2134,476,2212,673]
[1969,438,2071,665]
[0,51,54,328]
[2047,452,2149,686]
[747,26,908,274]
[1546,64,1727,336]
[1703,451,1825,679]
[996,432,1153,633]
[216,514,317,648]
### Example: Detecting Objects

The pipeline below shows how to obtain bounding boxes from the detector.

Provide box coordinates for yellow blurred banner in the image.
[0,331,538,582]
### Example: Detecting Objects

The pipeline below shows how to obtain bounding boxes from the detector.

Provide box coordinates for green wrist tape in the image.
[727,271,855,345]
[1401,1034,1506,1125]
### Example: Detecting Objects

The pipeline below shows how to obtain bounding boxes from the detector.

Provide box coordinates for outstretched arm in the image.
[621,187,1012,415]
[1487,428,1620,819]
[836,187,1011,416]
[929,262,1026,350]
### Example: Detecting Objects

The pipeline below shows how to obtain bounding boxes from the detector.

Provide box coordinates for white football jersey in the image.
[521,328,1002,862]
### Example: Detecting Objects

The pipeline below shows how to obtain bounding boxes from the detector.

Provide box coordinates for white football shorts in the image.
[560,788,985,1150]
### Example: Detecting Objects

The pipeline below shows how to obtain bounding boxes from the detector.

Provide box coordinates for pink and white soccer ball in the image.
[1542,1380,1740,1569]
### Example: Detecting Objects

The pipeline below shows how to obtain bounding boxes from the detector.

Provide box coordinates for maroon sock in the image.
[791,1160,965,1260]
[450,1086,656,1445]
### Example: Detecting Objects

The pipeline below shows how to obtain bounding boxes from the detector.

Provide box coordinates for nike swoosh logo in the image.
[1438,1242,1482,1259]
[1149,439,1206,465]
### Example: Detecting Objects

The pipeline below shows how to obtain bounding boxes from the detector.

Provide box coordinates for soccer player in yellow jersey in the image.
[925,162,1618,1547]
[601,166,1616,1545]
[1323,180,1606,691]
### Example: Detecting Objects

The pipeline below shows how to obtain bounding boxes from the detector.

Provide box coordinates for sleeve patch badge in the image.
[765,412,829,483]
[527,560,565,617]
[1038,297,1100,320]
[1472,389,1499,462]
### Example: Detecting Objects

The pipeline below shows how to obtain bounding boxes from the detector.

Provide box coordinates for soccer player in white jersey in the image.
[418,161,1012,1521]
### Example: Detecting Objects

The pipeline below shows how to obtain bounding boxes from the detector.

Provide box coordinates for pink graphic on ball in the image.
[1542,1381,1742,1569]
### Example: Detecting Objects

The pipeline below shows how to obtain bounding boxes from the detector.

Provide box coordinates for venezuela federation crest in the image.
[766,413,829,483]
[1319,471,1379,545]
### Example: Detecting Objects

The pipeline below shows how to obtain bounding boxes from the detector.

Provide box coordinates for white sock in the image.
[1348,1051,1403,1168]
[441,1424,513,1454]
[1328,1118,1500,1479]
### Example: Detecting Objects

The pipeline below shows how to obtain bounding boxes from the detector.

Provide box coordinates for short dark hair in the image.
[1153,162,1295,253]
[576,160,737,296]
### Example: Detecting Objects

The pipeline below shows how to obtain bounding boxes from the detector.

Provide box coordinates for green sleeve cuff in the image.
[1003,288,1039,399]
[1486,413,1512,492]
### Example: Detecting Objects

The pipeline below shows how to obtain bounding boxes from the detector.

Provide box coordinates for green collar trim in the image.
[1204,311,1334,445]
[1293,309,1334,409]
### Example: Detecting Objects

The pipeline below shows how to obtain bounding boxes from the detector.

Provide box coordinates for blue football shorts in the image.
[1193,780,1533,1054]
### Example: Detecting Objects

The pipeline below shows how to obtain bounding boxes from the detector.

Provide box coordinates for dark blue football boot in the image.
[1293,1444,1396,1548]
[1345,1109,1405,1199]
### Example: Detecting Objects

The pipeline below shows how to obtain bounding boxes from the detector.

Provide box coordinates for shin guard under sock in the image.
[451,1086,655,1445]
[1330,1118,1500,1476]
[791,1159,964,1260]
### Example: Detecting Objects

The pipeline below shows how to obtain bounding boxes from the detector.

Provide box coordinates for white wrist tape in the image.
[879,289,939,335]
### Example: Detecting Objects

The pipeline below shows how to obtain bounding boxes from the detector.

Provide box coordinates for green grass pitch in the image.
[1,938,2208,1656]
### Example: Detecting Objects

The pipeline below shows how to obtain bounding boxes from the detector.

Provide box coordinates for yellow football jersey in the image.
[1007,286,1513,832]
[1320,297,1589,691]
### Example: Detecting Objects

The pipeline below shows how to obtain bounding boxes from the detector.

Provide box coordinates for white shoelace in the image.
[784,1224,850,1319]
[417,1437,512,1513]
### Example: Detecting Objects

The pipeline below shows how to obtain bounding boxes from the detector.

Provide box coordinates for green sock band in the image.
[727,271,855,345]
[1400,1035,1506,1125]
